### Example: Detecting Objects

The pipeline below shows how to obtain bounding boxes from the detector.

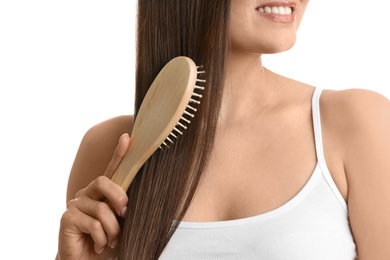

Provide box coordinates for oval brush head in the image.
[111,56,205,191]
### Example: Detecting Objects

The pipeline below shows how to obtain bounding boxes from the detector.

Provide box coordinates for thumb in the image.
[104,133,131,179]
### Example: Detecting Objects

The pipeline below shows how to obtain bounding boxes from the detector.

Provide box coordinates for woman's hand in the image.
[58,133,131,260]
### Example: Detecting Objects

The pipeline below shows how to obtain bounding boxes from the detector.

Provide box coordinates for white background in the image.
[1,1,389,259]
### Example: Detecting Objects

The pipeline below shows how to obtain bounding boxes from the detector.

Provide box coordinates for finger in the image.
[81,176,128,217]
[105,133,131,179]
[71,196,121,248]
[61,206,108,255]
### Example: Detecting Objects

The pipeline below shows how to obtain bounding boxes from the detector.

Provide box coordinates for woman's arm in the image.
[66,115,134,202]
[57,115,134,260]
[340,89,390,259]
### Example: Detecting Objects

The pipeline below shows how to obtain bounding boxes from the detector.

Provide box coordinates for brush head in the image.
[111,56,205,191]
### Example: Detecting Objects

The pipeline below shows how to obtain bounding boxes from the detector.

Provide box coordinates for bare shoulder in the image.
[322,88,390,258]
[320,87,390,173]
[319,88,390,148]
[83,115,134,148]
[66,115,134,202]
[321,88,390,121]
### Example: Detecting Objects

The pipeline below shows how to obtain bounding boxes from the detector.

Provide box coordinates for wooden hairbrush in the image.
[111,56,205,191]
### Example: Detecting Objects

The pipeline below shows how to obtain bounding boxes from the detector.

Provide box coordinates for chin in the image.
[231,34,297,56]
[268,32,297,51]
[263,42,296,54]
[254,38,297,55]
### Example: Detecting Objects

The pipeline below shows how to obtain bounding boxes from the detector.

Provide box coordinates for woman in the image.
[57,0,390,259]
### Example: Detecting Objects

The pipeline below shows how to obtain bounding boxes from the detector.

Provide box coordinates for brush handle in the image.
[111,137,146,190]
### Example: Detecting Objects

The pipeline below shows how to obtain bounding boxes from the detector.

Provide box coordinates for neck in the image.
[220,51,278,124]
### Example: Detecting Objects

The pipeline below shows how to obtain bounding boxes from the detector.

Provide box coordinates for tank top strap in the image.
[311,87,348,213]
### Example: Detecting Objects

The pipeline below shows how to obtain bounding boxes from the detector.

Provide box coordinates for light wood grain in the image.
[111,56,199,191]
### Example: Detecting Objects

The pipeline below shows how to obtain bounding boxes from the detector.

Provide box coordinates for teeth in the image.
[271,6,279,14]
[177,121,187,129]
[173,127,183,135]
[192,92,203,98]
[184,110,194,118]
[258,6,292,15]
[166,136,174,144]
[186,104,197,112]
[180,116,191,124]
[170,132,178,139]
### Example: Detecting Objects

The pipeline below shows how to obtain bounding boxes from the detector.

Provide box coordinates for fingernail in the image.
[96,247,104,254]
[121,206,127,218]
[110,239,119,249]
[119,133,129,143]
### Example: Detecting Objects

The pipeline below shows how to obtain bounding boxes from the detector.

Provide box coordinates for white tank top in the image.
[160,88,357,259]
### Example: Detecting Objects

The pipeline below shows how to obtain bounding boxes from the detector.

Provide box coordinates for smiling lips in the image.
[256,5,296,23]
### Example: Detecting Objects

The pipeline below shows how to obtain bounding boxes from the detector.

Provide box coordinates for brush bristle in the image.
[159,65,206,149]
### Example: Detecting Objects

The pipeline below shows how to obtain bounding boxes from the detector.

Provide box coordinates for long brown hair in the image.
[119,1,231,259]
